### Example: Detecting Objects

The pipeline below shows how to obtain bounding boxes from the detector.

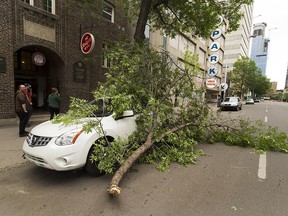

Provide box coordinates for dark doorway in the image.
[14,45,64,112]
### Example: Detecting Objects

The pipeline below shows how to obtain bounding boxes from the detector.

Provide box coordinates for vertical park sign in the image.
[206,16,224,89]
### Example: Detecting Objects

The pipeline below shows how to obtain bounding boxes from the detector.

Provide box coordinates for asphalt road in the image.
[220,100,288,133]
[0,101,287,216]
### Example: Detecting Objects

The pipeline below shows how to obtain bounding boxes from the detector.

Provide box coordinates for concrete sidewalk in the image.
[0,113,50,173]
[0,125,31,172]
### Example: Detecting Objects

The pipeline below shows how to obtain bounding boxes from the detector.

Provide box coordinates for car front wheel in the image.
[84,145,105,177]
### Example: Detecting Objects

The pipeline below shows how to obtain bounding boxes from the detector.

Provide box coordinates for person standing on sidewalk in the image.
[24,83,33,127]
[47,87,61,120]
[15,84,31,137]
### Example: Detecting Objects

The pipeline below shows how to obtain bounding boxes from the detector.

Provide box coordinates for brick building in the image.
[0,0,130,125]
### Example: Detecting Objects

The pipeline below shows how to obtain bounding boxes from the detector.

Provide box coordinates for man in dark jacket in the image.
[15,84,30,137]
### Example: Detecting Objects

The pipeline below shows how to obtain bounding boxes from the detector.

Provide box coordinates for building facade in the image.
[224,4,253,69]
[147,18,227,103]
[0,0,130,125]
[223,4,253,96]
[250,22,270,76]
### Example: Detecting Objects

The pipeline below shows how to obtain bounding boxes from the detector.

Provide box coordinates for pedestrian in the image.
[24,83,33,127]
[217,94,222,108]
[15,84,31,137]
[47,87,61,120]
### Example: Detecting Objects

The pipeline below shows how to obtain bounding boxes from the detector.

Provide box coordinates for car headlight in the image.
[55,129,84,146]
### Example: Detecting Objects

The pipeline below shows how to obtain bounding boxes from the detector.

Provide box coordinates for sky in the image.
[252,0,288,90]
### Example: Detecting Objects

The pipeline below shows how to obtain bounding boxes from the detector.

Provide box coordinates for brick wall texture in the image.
[0,0,130,119]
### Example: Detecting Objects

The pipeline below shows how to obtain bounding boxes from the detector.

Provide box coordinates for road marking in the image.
[258,110,268,181]
[258,153,267,180]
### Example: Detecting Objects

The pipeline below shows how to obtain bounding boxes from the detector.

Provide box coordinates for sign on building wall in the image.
[209,42,220,52]
[32,52,46,66]
[206,78,217,88]
[211,28,222,40]
[73,61,86,83]
[209,54,219,64]
[206,15,226,90]
[207,67,218,76]
[80,33,95,54]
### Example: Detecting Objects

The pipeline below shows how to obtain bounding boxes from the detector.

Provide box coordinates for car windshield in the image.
[88,99,112,117]
[224,97,238,102]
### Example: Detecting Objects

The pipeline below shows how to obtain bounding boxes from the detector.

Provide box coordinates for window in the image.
[253,29,263,36]
[169,35,179,49]
[197,49,205,64]
[43,0,55,14]
[21,0,34,5]
[102,44,111,68]
[179,36,187,51]
[103,2,114,23]
[187,41,196,53]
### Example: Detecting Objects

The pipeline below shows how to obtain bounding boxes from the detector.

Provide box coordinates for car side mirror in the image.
[114,110,134,120]
[122,110,134,117]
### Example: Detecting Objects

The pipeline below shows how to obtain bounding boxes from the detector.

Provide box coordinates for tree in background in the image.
[230,57,270,99]
[283,93,288,102]
[230,57,258,99]
[253,70,271,98]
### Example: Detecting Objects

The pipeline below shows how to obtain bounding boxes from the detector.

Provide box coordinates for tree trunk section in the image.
[107,131,154,196]
[134,0,153,43]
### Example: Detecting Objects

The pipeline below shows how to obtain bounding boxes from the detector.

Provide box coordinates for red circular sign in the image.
[80,33,95,54]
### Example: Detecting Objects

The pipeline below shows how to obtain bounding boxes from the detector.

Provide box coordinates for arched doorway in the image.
[14,45,64,112]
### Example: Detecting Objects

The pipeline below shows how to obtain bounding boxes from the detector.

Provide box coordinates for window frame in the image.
[102,43,112,68]
[102,1,114,23]
[22,0,34,6]
[43,0,56,14]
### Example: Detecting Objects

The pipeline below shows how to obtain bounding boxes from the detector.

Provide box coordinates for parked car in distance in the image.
[220,96,242,111]
[254,98,260,103]
[245,98,254,105]
[22,99,137,176]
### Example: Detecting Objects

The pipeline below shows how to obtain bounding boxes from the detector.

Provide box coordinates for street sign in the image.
[80,32,95,54]
[206,78,217,89]
[220,83,228,91]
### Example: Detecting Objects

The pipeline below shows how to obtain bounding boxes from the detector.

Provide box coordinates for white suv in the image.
[220,96,242,111]
[22,99,137,176]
